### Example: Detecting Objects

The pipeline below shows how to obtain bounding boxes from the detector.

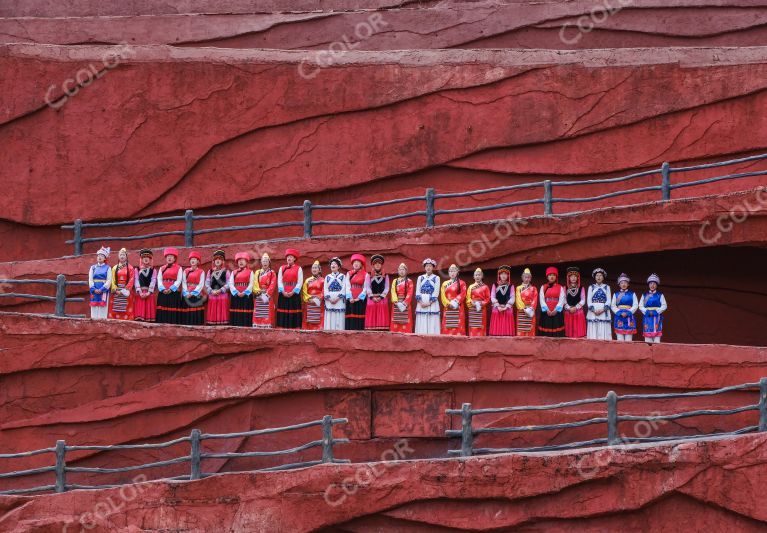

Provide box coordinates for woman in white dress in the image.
[586,267,612,340]
[415,258,441,335]
[323,257,346,331]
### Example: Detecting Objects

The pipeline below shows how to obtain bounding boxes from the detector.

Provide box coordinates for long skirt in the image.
[642,312,663,339]
[276,293,302,329]
[108,288,134,321]
[390,303,413,334]
[441,307,466,336]
[345,299,367,331]
[229,294,254,327]
[181,294,206,326]
[253,295,274,329]
[414,309,440,335]
[565,308,587,338]
[467,307,487,337]
[304,299,324,330]
[364,298,389,330]
[90,302,109,320]
[324,308,345,331]
[587,319,612,340]
[516,309,536,337]
[156,290,183,324]
[489,307,515,336]
[538,310,565,337]
[206,292,230,325]
[613,310,637,335]
[134,291,156,322]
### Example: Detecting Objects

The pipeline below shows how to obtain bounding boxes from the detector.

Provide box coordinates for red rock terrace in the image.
[1,1,766,531]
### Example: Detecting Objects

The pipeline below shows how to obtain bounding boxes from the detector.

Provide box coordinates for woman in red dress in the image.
[253,253,277,329]
[466,268,491,337]
[390,262,414,334]
[134,248,157,322]
[181,251,206,326]
[109,248,135,320]
[440,264,467,336]
[515,268,538,337]
[302,260,325,330]
[364,254,390,331]
[489,265,515,336]
[276,249,303,329]
[205,249,230,325]
[344,254,369,331]
[563,266,587,338]
[156,248,183,324]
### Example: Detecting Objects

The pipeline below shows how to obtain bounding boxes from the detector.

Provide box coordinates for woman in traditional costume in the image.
[364,254,390,331]
[466,268,491,337]
[611,273,638,341]
[156,247,183,324]
[515,268,538,337]
[489,265,515,336]
[276,249,303,329]
[639,273,667,343]
[440,264,467,336]
[205,250,230,325]
[390,262,414,334]
[587,268,612,340]
[253,253,277,329]
[563,266,586,338]
[302,260,325,330]
[344,254,369,331]
[88,246,112,320]
[108,248,135,320]
[228,252,254,327]
[415,258,441,335]
[134,249,157,322]
[181,251,206,326]
[323,257,346,331]
[538,266,566,337]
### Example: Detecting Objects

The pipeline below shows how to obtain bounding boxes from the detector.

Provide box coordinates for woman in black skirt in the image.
[156,247,184,324]
[276,248,303,329]
[344,253,369,330]
[181,250,206,326]
[228,252,254,326]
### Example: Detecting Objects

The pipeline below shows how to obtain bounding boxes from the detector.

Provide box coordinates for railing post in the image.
[606,391,618,445]
[460,403,473,457]
[321,415,334,463]
[54,440,67,493]
[543,180,553,216]
[425,188,435,228]
[190,429,201,480]
[73,219,83,257]
[759,378,767,432]
[184,210,194,248]
[54,274,67,317]
[303,200,313,239]
[661,162,671,201]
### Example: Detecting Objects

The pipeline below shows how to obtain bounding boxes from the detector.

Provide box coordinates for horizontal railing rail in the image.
[446,378,767,456]
[0,275,87,318]
[0,416,348,496]
[61,154,767,256]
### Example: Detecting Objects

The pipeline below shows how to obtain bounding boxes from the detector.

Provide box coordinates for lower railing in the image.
[446,378,767,456]
[0,276,86,318]
[0,416,348,495]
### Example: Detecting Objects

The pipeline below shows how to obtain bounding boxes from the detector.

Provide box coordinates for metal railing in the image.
[446,378,767,456]
[0,275,87,317]
[61,153,767,256]
[0,415,348,495]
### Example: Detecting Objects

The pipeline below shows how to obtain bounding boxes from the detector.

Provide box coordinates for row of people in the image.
[88,247,668,342]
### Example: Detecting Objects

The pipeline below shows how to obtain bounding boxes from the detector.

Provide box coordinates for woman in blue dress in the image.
[611,273,638,342]
[639,273,668,343]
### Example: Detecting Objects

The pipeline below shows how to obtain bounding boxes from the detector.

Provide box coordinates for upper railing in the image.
[0,415,348,495]
[61,153,767,256]
[446,378,767,456]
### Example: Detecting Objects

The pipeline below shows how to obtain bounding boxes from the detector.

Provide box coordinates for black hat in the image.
[213,249,226,259]
[139,248,153,257]
[370,254,385,264]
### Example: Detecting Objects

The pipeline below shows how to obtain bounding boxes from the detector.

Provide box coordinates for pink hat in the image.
[350,253,366,266]
[163,247,179,258]
[545,266,558,278]
[188,251,201,262]
[235,252,251,262]
[285,248,300,259]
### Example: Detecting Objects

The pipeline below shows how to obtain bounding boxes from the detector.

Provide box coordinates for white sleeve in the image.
[631,292,639,313]
[610,292,618,314]
[88,266,94,288]
[587,285,594,308]
[638,294,646,314]
[658,294,668,314]
[198,270,206,293]
[539,285,547,311]
[105,266,112,288]
[172,268,182,290]
[227,271,237,292]
[579,287,585,308]
[157,268,166,291]
[182,270,189,292]
[295,267,303,295]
